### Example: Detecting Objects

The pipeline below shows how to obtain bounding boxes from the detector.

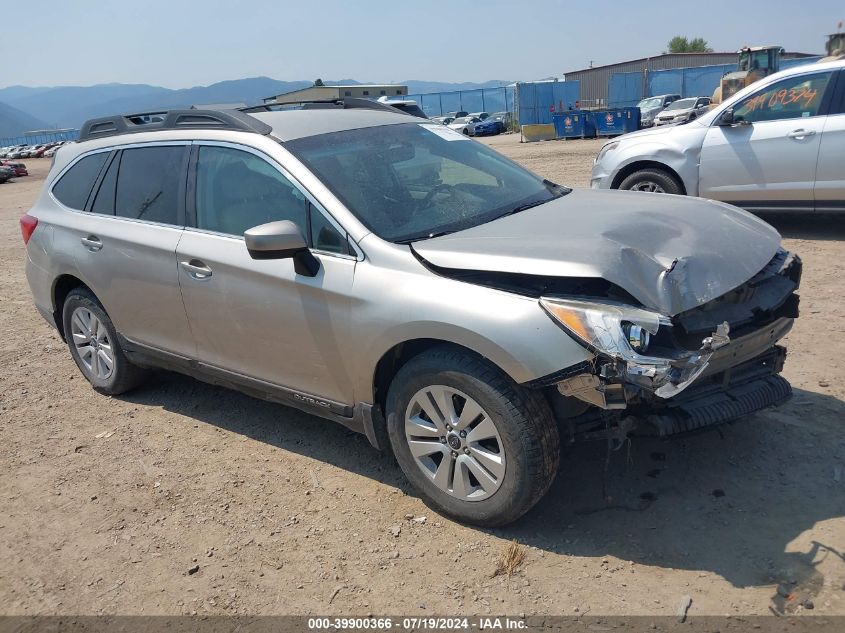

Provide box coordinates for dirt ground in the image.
[1,139,844,618]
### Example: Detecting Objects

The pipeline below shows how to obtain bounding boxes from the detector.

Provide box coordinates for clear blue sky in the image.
[1,0,841,88]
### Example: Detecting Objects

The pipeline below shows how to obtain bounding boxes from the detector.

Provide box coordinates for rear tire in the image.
[385,346,560,527]
[618,168,683,195]
[62,288,147,395]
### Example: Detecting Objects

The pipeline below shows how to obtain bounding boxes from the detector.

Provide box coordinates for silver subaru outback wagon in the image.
[22,103,801,526]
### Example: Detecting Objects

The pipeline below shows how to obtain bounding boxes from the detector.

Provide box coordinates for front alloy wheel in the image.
[628,180,666,193]
[385,346,560,526]
[405,385,505,501]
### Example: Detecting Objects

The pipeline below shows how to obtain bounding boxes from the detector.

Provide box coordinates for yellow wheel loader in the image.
[711,46,783,106]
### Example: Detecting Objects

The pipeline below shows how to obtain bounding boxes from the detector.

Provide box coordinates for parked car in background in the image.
[377,97,428,119]
[488,111,513,132]
[0,166,13,183]
[44,146,61,158]
[653,97,712,126]
[636,94,682,128]
[429,116,454,125]
[448,116,480,136]
[21,104,801,526]
[446,110,469,119]
[592,59,844,212]
[8,146,30,159]
[468,112,490,121]
[472,117,503,136]
[1,161,28,176]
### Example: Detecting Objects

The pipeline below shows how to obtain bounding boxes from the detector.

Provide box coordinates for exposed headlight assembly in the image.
[540,297,730,400]
[539,297,667,359]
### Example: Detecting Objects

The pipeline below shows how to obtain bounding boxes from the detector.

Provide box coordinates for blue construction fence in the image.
[608,57,823,108]
[407,86,515,119]
[1,128,79,147]
[407,81,581,126]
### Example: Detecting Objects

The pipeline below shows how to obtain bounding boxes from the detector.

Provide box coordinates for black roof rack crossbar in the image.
[78,109,272,142]
[240,97,407,115]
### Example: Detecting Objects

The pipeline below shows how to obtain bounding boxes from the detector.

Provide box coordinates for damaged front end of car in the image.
[535,250,801,442]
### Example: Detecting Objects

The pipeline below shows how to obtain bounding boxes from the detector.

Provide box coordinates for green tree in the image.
[667,36,713,53]
[313,78,325,86]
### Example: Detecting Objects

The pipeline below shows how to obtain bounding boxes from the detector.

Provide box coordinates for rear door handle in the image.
[787,129,816,139]
[180,260,213,279]
[80,235,102,251]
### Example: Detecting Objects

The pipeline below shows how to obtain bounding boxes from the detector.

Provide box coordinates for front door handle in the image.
[787,129,816,139]
[180,260,213,279]
[80,235,102,251]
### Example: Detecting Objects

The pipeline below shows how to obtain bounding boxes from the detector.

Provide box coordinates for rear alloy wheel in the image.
[70,307,115,381]
[386,346,560,526]
[62,287,147,395]
[618,168,683,195]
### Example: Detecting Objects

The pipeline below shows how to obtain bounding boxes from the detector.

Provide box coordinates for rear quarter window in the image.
[51,152,109,210]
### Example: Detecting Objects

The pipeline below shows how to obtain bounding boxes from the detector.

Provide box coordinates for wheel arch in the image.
[51,274,93,340]
[371,339,514,414]
[610,160,688,194]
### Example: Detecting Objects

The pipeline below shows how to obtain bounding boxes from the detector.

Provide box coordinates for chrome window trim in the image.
[190,140,363,261]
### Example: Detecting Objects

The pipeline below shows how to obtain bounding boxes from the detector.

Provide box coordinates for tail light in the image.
[20,214,38,244]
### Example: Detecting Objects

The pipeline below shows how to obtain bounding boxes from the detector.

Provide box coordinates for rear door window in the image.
[115,146,185,225]
[52,152,109,210]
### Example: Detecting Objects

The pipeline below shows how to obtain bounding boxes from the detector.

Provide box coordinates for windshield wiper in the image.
[495,197,552,220]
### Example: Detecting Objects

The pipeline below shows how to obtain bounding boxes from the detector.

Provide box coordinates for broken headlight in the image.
[539,297,668,360]
[540,297,731,400]
[623,322,651,354]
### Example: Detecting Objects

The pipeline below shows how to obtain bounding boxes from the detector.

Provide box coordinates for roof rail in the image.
[78,109,272,142]
[240,97,407,115]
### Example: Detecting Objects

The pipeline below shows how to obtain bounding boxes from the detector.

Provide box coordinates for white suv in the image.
[592,60,845,213]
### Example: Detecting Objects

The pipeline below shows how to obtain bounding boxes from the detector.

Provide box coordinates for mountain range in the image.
[0,78,511,138]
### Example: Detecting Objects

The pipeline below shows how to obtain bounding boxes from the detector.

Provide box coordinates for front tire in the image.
[618,168,683,194]
[385,346,560,527]
[62,288,147,395]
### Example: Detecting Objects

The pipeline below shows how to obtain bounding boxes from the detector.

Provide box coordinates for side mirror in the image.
[717,108,735,126]
[718,108,749,127]
[244,220,319,277]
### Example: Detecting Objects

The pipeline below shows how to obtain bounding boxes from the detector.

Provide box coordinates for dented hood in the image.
[412,189,782,316]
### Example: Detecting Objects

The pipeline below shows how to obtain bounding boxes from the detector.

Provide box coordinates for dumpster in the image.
[552,111,596,139]
[594,107,641,137]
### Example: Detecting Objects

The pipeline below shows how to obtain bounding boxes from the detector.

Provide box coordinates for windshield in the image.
[665,98,695,110]
[286,122,568,243]
[638,97,663,109]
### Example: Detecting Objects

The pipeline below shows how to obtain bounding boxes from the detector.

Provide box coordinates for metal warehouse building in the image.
[264,84,408,105]
[564,51,817,106]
